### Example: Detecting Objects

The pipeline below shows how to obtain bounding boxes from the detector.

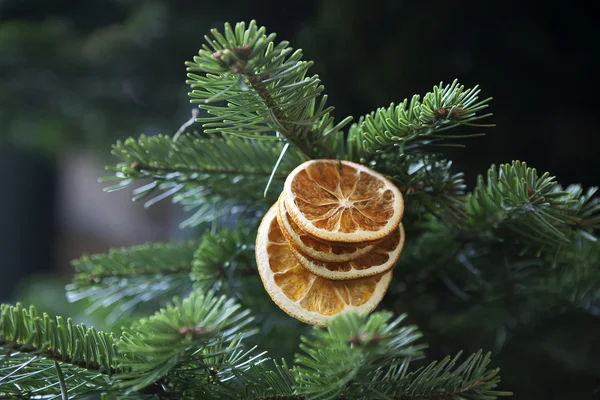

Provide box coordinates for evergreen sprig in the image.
[66,241,199,323]
[1,301,510,399]
[294,312,510,400]
[346,79,493,161]
[370,350,512,399]
[70,241,199,284]
[528,235,600,313]
[0,304,117,398]
[103,133,306,227]
[191,225,256,290]
[185,20,352,159]
[189,226,287,325]
[116,290,257,393]
[564,184,600,231]
[294,312,424,399]
[198,360,298,400]
[466,161,598,253]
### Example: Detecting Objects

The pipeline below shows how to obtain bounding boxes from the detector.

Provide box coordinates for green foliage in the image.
[292,312,510,400]
[70,241,199,284]
[0,301,511,399]
[103,133,306,227]
[0,303,117,397]
[191,225,256,294]
[346,79,493,161]
[467,161,599,253]
[195,359,298,400]
[116,290,257,392]
[189,225,308,361]
[0,304,116,374]
[374,153,468,225]
[371,350,512,399]
[1,292,273,399]
[66,241,199,323]
[526,235,600,313]
[185,20,352,159]
[294,312,425,399]
[565,184,600,231]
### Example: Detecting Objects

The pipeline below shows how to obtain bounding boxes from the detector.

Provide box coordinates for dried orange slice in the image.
[276,194,376,263]
[256,204,393,327]
[283,160,404,243]
[290,223,405,280]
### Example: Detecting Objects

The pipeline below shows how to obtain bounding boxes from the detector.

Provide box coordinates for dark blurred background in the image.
[1,0,599,398]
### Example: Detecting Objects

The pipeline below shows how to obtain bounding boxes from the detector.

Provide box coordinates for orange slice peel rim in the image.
[290,223,405,280]
[283,159,404,243]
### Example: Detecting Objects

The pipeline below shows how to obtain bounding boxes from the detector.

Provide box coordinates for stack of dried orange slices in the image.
[256,159,405,327]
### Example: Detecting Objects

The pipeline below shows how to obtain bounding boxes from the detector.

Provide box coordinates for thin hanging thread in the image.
[264,141,289,198]
[173,109,199,142]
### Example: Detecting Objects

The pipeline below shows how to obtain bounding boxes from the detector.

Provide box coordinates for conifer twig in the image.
[346,79,493,160]
[244,71,313,159]
[1,341,114,374]
[185,21,350,160]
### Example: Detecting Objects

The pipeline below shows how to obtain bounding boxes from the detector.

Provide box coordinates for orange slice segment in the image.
[283,160,404,243]
[256,204,393,327]
[290,223,405,280]
[276,194,376,263]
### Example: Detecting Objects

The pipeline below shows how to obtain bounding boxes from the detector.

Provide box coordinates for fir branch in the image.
[165,339,271,399]
[0,304,117,397]
[103,133,305,227]
[466,161,595,253]
[243,70,315,159]
[0,304,116,374]
[346,79,493,161]
[374,152,468,226]
[106,134,304,183]
[185,20,351,159]
[294,312,426,400]
[191,225,256,290]
[369,350,512,399]
[527,235,600,314]
[563,184,600,231]
[66,241,199,324]
[293,312,510,399]
[70,241,199,284]
[0,355,113,400]
[192,359,300,400]
[116,290,257,393]
[190,225,283,324]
